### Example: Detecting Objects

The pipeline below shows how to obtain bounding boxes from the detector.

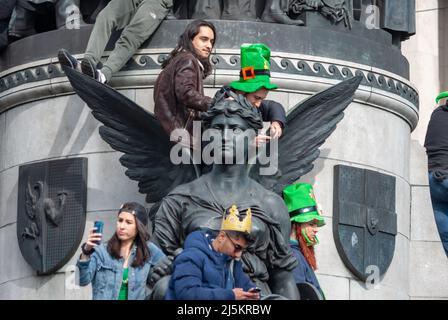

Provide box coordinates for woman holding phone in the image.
[77,202,165,300]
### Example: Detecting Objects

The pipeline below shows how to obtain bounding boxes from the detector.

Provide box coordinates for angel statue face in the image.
[202,98,263,164]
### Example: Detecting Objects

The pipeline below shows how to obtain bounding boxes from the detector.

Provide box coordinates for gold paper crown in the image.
[221,205,252,234]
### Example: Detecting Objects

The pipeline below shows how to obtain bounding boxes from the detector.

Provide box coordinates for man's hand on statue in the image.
[255,135,272,147]
[270,121,283,139]
[232,288,260,300]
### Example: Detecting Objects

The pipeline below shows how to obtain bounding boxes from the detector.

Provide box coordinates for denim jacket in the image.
[77,241,165,300]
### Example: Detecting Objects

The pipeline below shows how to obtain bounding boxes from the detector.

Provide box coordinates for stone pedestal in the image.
[0,19,432,299]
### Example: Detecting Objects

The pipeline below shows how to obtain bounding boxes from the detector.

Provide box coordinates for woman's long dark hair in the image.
[107,203,151,268]
[162,19,216,77]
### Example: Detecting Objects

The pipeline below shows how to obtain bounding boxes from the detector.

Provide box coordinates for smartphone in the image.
[93,221,104,244]
[249,287,261,293]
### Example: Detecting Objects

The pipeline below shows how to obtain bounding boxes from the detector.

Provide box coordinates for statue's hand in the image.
[147,255,174,287]
[147,248,183,287]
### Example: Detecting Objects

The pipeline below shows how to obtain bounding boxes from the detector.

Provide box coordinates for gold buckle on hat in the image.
[241,66,255,80]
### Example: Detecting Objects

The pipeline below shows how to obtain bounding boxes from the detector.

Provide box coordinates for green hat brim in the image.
[436,91,448,103]
[290,212,326,227]
[230,79,278,93]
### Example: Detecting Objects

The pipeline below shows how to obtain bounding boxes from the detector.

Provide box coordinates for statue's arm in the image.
[154,196,184,256]
[264,193,300,299]
[268,269,300,299]
[265,194,292,244]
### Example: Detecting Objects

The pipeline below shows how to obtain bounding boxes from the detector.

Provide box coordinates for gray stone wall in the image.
[0,93,148,299]
[298,104,411,300]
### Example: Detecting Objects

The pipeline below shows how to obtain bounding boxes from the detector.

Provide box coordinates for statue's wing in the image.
[253,76,362,194]
[63,66,197,202]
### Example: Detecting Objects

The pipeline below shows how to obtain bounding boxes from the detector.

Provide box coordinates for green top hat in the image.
[283,183,325,227]
[436,91,448,104]
[229,43,278,93]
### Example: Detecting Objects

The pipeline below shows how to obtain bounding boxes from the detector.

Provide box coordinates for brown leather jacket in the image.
[154,51,213,135]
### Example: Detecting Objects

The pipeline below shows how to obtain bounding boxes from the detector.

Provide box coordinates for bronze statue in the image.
[288,0,352,28]
[380,0,415,46]
[221,0,259,21]
[188,0,222,20]
[262,0,304,25]
[173,0,260,21]
[8,0,83,39]
[61,64,361,298]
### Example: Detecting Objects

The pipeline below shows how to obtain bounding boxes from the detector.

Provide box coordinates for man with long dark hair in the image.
[154,19,216,136]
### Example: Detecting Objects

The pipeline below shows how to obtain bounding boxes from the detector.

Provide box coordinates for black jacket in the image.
[424,104,448,173]
[259,100,286,128]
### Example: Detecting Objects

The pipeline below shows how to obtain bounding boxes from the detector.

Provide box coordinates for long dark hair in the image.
[162,19,216,77]
[107,203,151,268]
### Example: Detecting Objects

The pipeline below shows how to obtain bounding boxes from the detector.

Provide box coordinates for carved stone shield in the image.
[333,165,397,281]
[17,158,87,275]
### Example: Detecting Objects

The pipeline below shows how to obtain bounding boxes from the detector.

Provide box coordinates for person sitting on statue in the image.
[223,43,286,145]
[58,0,173,84]
[165,205,260,300]
[77,202,166,300]
[154,97,300,299]
[283,183,325,298]
[154,28,286,146]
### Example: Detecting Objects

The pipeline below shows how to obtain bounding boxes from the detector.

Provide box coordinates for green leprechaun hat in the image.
[283,183,325,227]
[230,43,278,93]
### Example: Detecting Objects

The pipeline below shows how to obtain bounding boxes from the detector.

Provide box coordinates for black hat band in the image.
[289,206,318,219]
[240,69,271,79]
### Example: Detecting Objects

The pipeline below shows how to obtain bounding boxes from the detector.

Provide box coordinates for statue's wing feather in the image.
[63,66,197,202]
[254,76,362,194]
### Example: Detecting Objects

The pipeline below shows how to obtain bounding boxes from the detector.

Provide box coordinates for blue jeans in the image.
[428,172,448,257]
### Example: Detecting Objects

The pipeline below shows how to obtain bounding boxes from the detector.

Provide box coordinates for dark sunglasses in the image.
[224,232,247,252]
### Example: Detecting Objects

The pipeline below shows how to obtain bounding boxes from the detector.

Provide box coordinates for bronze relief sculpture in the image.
[62,65,361,298]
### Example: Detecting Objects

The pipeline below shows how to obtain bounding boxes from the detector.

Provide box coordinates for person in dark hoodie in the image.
[165,205,260,300]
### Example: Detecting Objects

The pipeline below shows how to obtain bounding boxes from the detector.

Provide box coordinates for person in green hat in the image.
[283,183,325,298]
[217,43,286,144]
[424,92,448,257]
